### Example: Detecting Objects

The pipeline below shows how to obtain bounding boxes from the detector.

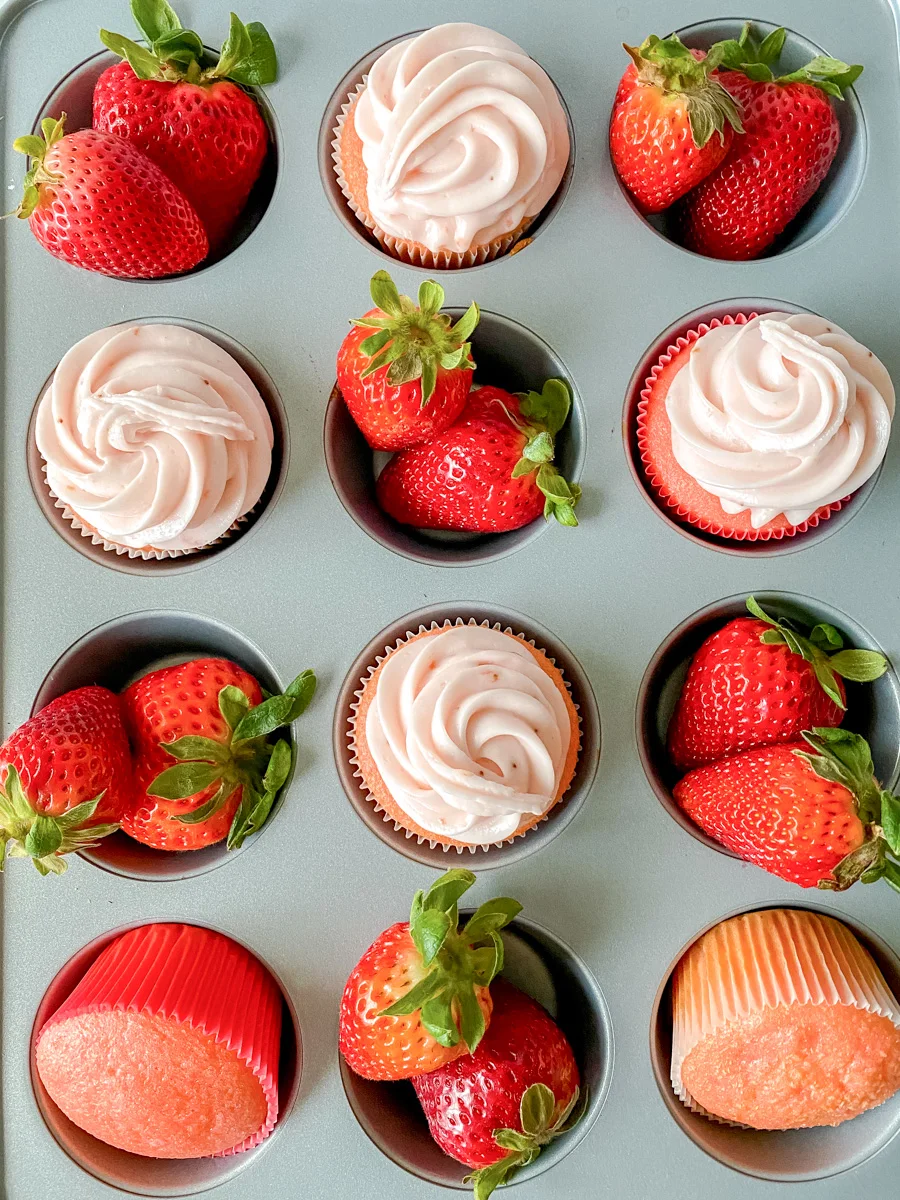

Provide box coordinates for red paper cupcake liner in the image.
[37,923,282,1157]
[635,313,847,542]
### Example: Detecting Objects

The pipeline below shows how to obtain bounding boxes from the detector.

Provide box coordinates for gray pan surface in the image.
[2,0,900,1197]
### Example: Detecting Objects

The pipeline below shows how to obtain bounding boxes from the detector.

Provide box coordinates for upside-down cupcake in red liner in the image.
[636,311,895,543]
[35,923,282,1159]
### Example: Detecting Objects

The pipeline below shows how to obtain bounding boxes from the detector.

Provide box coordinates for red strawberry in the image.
[337,271,479,451]
[674,729,900,893]
[413,979,582,1198]
[0,687,131,876]
[121,658,315,852]
[95,4,276,248]
[679,25,863,259]
[668,597,886,772]
[339,869,521,1081]
[12,114,207,278]
[610,34,743,213]
[376,381,580,533]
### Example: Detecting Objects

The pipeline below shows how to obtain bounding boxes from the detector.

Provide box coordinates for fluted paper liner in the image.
[671,909,900,1123]
[636,314,846,542]
[347,617,582,853]
[331,82,533,269]
[36,923,282,1156]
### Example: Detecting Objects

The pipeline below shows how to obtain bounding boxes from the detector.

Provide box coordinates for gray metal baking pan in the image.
[2,1,900,1198]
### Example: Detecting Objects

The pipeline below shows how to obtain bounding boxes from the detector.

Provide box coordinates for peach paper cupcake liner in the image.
[43,464,253,561]
[346,617,582,854]
[36,923,282,1156]
[331,83,533,269]
[636,313,847,542]
[671,909,900,1126]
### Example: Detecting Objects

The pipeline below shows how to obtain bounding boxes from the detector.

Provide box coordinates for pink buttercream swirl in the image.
[36,324,273,553]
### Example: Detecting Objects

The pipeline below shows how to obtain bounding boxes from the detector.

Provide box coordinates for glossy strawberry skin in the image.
[93,61,269,249]
[0,687,132,826]
[337,313,472,451]
[339,921,492,1081]
[674,743,865,887]
[610,62,733,213]
[413,980,579,1169]
[668,618,845,772]
[679,72,841,259]
[120,658,262,851]
[376,386,543,532]
[27,128,207,278]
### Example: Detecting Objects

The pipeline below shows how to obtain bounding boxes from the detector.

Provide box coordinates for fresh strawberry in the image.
[0,687,131,876]
[121,658,315,852]
[679,25,863,259]
[12,114,207,278]
[610,34,743,213]
[339,869,521,1081]
[95,2,276,248]
[668,597,886,772]
[674,728,900,892]
[337,271,479,451]
[376,380,580,532]
[413,979,582,1198]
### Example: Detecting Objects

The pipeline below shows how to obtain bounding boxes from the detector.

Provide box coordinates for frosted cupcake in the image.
[333,23,570,268]
[349,620,581,850]
[637,312,895,543]
[35,323,274,559]
[672,909,900,1129]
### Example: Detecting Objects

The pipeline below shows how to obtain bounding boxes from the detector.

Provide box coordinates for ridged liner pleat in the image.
[346,616,582,854]
[36,923,282,1156]
[671,909,900,1124]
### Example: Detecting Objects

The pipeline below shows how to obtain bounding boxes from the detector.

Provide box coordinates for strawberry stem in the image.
[0,765,119,876]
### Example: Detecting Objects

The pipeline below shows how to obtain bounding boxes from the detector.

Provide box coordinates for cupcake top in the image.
[36,323,273,554]
[665,313,895,528]
[352,23,569,254]
[363,624,572,845]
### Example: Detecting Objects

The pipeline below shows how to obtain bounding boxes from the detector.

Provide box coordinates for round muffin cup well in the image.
[30,920,301,1197]
[27,317,289,576]
[325,308,586,566]
[318,31,575,272]
[333,603,600,869]
[635,590,900,858]
[623,297,885,557]
[650,901,900,1181]
[340,912,613,1190]
[611,19,867,262]
[30,610,295,882]
[33,49,281,278]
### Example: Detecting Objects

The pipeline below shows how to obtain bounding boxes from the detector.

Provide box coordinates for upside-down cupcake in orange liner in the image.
[636,311,895,543]
[35,923,282,1159]
[671,909,900,1130]
[348,619,581,852]
[332,23,570,269]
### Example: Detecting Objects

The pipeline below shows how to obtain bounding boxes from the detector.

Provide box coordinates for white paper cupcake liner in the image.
[331,82,532,269]
[43,464,253,561]
[346,616,582,853]
[671,909,900,1125]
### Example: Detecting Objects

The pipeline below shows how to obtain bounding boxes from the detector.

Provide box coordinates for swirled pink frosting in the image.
[364,625,571,846]
[353,23,570,253]
[36,324,273,552]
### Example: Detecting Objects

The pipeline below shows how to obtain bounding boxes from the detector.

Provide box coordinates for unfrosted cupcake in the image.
[349,620,581,850]
[672,909,900,1130]
[333,23,570,268]
[637,312,895,543]
[35,923,282,1158]
[35,323,274,559]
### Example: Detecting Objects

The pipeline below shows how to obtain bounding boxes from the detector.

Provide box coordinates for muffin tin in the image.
[2,1,900,1198]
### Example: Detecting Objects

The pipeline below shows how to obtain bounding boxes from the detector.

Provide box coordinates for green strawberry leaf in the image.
[130,0,181,44]
[418,280,444,318]
[521,1082,555,1135]
[456,980,486,1053]
[420,992,459,1047]
[462,897,523,942]
[148,761,222,800]
[24,815,63,860]
[162,735,229,763]
[809,622,844,652]
[218,684,251,731]
[450,302,480,343]
[880,792,900,856]
[13,135,45,160]
[466,1156,523,1200]
[359,328,392,357]
[174,780,235,825]
[422,867,476,912]
[415,909,452,967]
[227,20,278,86]
[518,378,571,435]
[214,11,253,80]
[153,28,203,65]
[232,693,295,741]
[284,669,317,720]
[263,738,292,793]
[382,970,447,1018]
[369,269,404,317]
[55,795,103,830]
[99,30,161,79]
[827,649,889,683]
